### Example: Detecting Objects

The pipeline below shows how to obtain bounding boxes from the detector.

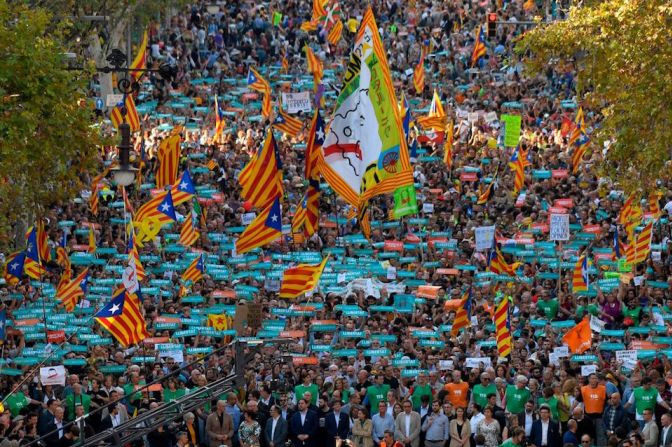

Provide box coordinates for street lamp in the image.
[112,122,137,186]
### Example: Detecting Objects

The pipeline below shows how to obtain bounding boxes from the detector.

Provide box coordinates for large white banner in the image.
[40,365,66,386]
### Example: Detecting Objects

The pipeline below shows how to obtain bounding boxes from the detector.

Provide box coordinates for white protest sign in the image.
[439,360,454,370]
[553,346,569,358]
[652,251,662,262]
[40,365,66,386]
[548,352,560,366]
[241,212,256,226]
[590,315,605,333]
[422,203,434,214]
[549,214,570,241]
[581,365,597,376]
[465,357,492,368]
[616,350,637,364]
[485,111,498,123]
[264,278,281,292]
[106,93,124,107]
[468,112,479,123]
[281,92,312,114]
[156,343,184,363]
[387,267,397,280]
[474,225,496,251]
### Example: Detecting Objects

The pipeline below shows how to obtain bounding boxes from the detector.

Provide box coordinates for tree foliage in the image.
[516,0,672,192]
[0,0,101,245]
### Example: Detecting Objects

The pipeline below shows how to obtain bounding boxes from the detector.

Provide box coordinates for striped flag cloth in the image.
[236,198,283,254]
[129,30,148,82]
[508,147,526,194]
[627,221,653,265]
[179,212,200,247]
[281,51,289,73]
[273,109,303,137]
[571,132,590,174]
[238,129,284,209]
[247,67,271,93]
[572,255,589,293]
[305,110,325,181]
[292,182,320,238]
[110,94,141,132]
[279,256,329,299]
[155,134,181,188]
[172,170,196,205]
[56,268,89,312]
[24,226,46,279]
[95,288,149,347]
[56,233,69,270]
[476,182,494,205]
[88,227,97,254]
[304,45,324,84]
[181,254,205,284]
[572,255,589,292]
[327,19,343,44]
[156,188,177,222]
[213,95,226,141]
[443,121,454,169]
[207,159,219,171]
[121,186,135,216]
[89,185,99,215]
[649,192,662,218]
[261,92,272,119]
[494,298,512,357]
[470,25,487,67]
[413,45,427,94]
[568,107,585,147]
[488,248,520,276]
[126,224,146,282]
[451,289,472,336]
[36,221,50,263]
[207,314,232,331]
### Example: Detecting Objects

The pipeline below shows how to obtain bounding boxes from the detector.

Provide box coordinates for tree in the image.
[0,0,101,245]
[516,0,672,192]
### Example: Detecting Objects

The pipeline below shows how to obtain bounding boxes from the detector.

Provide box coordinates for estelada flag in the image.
[562,317,592,354]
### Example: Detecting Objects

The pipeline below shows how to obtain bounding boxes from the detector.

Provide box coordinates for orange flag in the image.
[562,317,592,354]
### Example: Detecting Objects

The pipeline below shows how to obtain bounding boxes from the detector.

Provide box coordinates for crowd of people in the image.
[1,1,672,447]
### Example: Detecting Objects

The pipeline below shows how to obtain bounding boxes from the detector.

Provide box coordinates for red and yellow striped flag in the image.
[155,134,181,188]
[236,198,283,254]
[327,20,343,44]
[451,289,472,336]
[181,254,205,284]
[179,212,200,247]
[649,192,661,218]
[279,256,328,299]
[238,129,283,208]
[88,227,97,254]
[488,248,520,276]
[572,255,589,292]
[304,45,324,85]
[110,95,141,132]
[89,186,99,215]
[273,109,303,137]
[56,268,89,312]
[413,46,428,94]
[129,30,148,82]
[95,289,149,347]
[494,298,511,357]
[627,221,653,265]
[36,220,50,263]
[443,121,454,169]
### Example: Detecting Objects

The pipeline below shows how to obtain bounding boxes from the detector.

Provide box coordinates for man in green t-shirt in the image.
[624,377,672,422]
[5,391,30,417]
[471,373,496,409]
[65,383,92,421]
[501,427,526,447]
[410,373,433,410]
[294,374,319,406]
[366,374,390,413]
[536,292,559,319]
[505,375,531,415]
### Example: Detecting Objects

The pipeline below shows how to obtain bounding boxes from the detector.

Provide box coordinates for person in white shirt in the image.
[659,413,672,447]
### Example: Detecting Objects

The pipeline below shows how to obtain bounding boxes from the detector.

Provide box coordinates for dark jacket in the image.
[602,404,630,435]
[324,411,350,447]
[264,416,288,447]
[289,410,319,447]
[528,419,561,447]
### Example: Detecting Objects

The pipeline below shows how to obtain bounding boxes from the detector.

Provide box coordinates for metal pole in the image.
[127,15,133,82]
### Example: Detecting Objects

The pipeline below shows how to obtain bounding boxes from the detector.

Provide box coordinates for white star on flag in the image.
[161,203,171,212]
[271,214,278,222]
[109,303,120,314]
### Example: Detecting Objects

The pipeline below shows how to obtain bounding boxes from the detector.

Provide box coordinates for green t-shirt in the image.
[472,383,496,408]
[65,393,92,421]
[500,439,522,447]
[633,386,659,415]
[294,383,319,406]
[411,383,433,410]
[505,385,531,414]
[537,298,559,319]
[577,304,599,318]
[124,382,145,404]
[366,384,390,411]
[538,395,559,420]
[163,388,186,402]
[623,306,642,324]
[5,393,29,417]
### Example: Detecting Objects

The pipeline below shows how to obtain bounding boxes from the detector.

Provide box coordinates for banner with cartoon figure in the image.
[319,7,413,207]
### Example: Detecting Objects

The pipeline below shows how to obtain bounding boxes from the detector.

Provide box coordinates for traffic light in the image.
[487,13,497,38]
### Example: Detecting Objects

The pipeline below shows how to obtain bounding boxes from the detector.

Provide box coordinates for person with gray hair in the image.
[505,376,531,416]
